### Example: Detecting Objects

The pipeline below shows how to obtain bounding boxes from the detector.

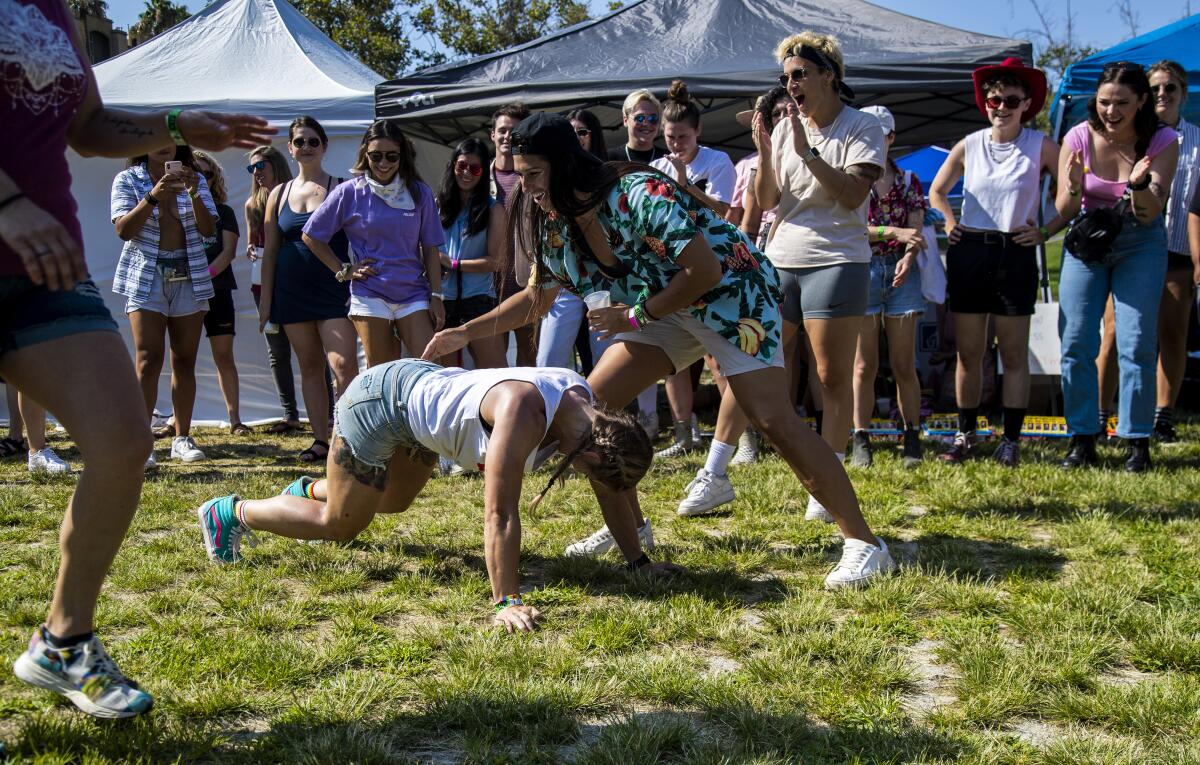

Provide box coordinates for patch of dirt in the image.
[902,639,958,718]
[1009,718,1061,747]
[1098,665,1157,687]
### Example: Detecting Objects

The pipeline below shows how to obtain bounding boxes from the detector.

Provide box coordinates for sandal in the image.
[229,423,253,436]
[267,420,302,435]
[153,425,175,439]
[298,440,329,463]
[0,436,26,458]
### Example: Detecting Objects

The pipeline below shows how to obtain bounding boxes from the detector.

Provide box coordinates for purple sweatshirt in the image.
[303,178,445,305]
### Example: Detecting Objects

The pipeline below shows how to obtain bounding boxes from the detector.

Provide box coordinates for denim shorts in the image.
[333,359,441,469]
[867,257,926,317]
[124,255,208,317]
[0,275,119,358]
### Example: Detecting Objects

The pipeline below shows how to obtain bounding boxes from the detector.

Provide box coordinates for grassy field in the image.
[2,421,1199,764]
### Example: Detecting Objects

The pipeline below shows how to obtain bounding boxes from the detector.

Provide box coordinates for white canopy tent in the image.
[7,0,451,426]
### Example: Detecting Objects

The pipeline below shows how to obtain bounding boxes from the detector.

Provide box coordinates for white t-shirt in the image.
[651,145,737,204]
[404,366,590,473]
[765,106,886,268]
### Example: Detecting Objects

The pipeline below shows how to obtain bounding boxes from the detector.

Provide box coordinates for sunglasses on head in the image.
[291,137,322,149]
[778,68,813,86]
[454,159,483,176]
[986,95,1027,110]
[367,151,401,164]
[632,114,659,126]
[1103,60,1145,74]
[1151,82,1180,95]
[246,160,268,174]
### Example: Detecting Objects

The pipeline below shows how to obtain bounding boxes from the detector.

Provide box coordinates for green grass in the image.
[2,421,1200,763]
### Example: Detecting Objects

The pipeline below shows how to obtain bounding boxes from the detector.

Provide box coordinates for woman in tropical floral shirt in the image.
[423,113,894,589]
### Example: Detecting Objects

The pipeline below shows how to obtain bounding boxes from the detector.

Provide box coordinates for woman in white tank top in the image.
[929,58,1064,467]
[196,359,673,633]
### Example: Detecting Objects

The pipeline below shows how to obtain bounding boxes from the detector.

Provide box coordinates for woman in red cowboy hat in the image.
[929,57,1066,468]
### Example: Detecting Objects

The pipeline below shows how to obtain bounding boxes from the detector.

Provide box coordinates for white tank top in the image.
[404,366,590,473]
[959,127,1043,233]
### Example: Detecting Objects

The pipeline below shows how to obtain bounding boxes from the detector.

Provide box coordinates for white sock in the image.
[704,440,737,477]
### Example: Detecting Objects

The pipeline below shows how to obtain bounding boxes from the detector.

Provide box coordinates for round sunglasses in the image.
[985,95,1028,110]
[291,137,323,149]
[632,114,659,126]
[1151,83,1180,95]
[367,151,402,164]
[777,68,814,86]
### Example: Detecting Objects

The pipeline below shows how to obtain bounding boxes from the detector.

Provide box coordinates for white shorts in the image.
[349,293,429,321]
[615,310,783,378]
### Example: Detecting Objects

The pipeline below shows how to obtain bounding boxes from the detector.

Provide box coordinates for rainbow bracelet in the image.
[494,594,523,612]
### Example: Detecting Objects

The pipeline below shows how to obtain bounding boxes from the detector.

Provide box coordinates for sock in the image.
[43,627,93,649]
[673,420,690,444]
[958,407,979,436]
[1002,407,1025,443]
[813,409,824,434]
[235,500,250,528]
[704,440,737,477]
[1155,407,1173,425]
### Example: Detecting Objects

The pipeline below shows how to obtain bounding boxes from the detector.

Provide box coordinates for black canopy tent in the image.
[376,0,1031,157]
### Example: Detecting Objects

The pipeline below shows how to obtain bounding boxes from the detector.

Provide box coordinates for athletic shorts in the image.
[776,262,869,323]
[203,288,236,337]
[443,294,497,329]
[945,230,1037,316]
[0,276,119,358]
[615,309,784,378]
[333,359,440,470]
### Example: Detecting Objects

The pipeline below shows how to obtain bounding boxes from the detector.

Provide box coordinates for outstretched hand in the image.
[177,110,276,151]
[422,327,468,360]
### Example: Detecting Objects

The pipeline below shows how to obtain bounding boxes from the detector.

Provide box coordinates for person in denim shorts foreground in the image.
[198,359,670,632]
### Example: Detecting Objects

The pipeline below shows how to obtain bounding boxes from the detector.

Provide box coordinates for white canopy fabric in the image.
[12,0,452,429]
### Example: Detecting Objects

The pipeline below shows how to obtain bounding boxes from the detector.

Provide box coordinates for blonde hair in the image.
[775,32,845,80]
[190,150,227,205]
[622,89,662,118]
[1148,60,1188,89]
[245,145,292,234]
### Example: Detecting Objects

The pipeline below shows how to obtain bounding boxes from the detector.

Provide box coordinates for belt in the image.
[959,229,1018,247]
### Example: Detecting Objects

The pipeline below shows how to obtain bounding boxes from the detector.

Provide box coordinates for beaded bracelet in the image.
[494,594,523,612]
[166,108,186,146]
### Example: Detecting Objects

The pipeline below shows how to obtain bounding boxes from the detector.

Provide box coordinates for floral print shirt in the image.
[868,163,926,260]
[536,171,784,362]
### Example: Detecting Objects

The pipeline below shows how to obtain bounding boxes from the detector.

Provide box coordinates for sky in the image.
[101,0,1191,59]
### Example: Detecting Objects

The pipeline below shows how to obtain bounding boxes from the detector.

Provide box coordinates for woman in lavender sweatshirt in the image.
[303,120,445,367]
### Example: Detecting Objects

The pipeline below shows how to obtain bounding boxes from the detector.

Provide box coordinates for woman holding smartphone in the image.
[111,144,216,465]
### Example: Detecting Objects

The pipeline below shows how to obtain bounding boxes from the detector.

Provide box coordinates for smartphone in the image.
[164,160,183,175]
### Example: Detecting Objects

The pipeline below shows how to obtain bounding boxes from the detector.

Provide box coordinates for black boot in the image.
[849,429,873,468]
[901,427,923,469]
[1061,434,1098,469]
[1124,437,1152,473]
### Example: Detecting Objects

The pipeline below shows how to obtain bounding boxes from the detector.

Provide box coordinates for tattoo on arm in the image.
[847,164,882,183]
[333,437,389,491]
[102,113,155,140]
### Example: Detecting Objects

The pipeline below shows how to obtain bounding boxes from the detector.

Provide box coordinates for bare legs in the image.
[208,333,242,426]
[129,309,206,436]
[285,319,358,445]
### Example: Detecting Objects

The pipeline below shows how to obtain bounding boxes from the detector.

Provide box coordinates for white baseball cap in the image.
[860,105,895,135]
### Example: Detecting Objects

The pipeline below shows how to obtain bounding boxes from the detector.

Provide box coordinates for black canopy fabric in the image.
[377,0,1031,157]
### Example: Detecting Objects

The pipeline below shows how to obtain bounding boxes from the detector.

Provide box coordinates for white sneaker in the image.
[637,410,660,441]
[144,450,157,470]
[28,447,70,474]
[805,493,836,523]
[729,430,759,465]
[824,537,896,589]
[171,436,207,463]
[677,468,735,516]
[565,519,654,558]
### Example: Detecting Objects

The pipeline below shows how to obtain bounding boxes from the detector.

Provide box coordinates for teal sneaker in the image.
[13,626,153,719]
[197,495,250,563]
[280,476,316,498]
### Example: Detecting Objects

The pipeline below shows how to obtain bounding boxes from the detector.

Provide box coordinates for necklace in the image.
[985,132,1019,164]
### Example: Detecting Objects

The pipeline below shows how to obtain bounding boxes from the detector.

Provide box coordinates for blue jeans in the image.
[1058,215,1167,438]
[537,290,612,369]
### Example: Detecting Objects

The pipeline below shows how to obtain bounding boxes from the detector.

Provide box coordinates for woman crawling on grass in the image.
[197,359,665,632]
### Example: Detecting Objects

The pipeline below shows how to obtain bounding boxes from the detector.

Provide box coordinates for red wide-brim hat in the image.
[972,57,1048,123]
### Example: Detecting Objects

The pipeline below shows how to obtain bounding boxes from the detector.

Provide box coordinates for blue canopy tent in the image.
[1049,14,1200,139]
[895,145,962,199]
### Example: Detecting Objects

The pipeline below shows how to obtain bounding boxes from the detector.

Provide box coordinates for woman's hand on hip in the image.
[0,197,87,291]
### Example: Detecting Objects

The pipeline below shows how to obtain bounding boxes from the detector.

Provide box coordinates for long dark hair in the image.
[1087,62,1159,158]
[437,138,493,236]
[289,115,329,146]
[565,108,608,159]
[351,119,422,197]
[129,144,195,169]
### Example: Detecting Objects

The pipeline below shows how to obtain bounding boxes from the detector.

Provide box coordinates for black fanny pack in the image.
[1065,196,1129,264]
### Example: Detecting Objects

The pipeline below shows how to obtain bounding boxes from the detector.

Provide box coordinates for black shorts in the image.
[443,294,497,329]
[203,288,236,337]
[1167,250,1192,272]
[945,231,1038,316]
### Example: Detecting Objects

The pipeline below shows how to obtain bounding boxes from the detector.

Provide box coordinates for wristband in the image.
[208,266,217,278]
[638,299,659,322]
[627,308,640,330]
[633,302,653,327]
[145,192,159,207]
[877,225,886,239]
[625,553,651,571]
[1128,177,1151,192]
[166,108,186,146]
[494,594,523,612]
[430,291,445,300]
[0,192,25,213]
[450,258,459,271]
[1038,226,1049,240]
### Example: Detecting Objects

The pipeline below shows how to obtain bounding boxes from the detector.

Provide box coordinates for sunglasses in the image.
[1103,60,1144,73]
[291,137,322,149]
[246,160,268,174]
[367,151,402,164]
[575,128,591,137]
[986,95,1028,110]
[632,114,659,126]
[1151,82,1180,95]
[454,159,483,176]
[778,68,813,86]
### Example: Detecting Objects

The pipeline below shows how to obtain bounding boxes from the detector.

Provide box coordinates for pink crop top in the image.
[1063,122,1178,210]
